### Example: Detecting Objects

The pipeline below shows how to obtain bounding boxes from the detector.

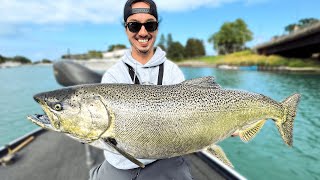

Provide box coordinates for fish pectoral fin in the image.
[239,120,266,143]
[205,144,234,168]
[101,138,145,168]
[181,76,221,88]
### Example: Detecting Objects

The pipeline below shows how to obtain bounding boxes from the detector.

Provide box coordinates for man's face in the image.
[126,2,158,55]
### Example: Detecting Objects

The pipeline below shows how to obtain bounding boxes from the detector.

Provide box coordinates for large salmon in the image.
[28,77,300,167]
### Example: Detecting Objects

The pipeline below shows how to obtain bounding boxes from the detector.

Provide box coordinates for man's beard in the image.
[130,40,152,55]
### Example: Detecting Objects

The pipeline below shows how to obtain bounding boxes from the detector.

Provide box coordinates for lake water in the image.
[0,65,319,180]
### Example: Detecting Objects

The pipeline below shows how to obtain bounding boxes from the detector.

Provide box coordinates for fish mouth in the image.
[27,114,60,132]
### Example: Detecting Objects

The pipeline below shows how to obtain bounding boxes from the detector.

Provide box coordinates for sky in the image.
[0,0,319,61]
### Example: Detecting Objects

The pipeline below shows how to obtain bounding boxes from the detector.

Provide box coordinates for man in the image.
[89,0,193,179]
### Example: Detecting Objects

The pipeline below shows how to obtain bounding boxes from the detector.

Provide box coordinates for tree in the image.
[88,50,103,59]
[285,18,319,33]
[299,18,319,28]
[208,18,253,55]
[167,41,185,61]
[157,34,166,51]
[107,44,127,52]
[167,33,173,50]
[285,24,298,33]
[185,38,206,58]
[41,59,52,64]
[12,56,32,64]
[0,55,5,63]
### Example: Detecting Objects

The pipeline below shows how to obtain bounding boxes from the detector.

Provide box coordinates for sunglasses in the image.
[125,21,158,33]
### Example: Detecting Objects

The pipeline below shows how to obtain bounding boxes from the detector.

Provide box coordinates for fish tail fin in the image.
[275,93,301,147]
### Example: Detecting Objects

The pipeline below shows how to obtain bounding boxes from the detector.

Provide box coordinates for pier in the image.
[255,22,320,58]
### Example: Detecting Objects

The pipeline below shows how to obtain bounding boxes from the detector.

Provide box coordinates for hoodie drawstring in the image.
[125,63,164,85]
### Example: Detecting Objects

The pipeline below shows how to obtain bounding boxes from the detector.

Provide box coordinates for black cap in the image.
[123,0,158,22]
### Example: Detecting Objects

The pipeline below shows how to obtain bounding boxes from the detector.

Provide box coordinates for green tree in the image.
[157,34,166,51]
[41,59,52,64]
[88,50,103,59]
[167,33,173,49]
[185,38,206,58]
[299,18,319,28]
[285,24,298,33]
[0,55,5,63]
[108,44,127,52]
[208,18,253,55]
[167,41,185,61]
[12,56,32,64]
[285,18,319,33]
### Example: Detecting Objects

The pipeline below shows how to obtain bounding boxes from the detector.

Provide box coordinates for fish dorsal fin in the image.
[181,76,221,89]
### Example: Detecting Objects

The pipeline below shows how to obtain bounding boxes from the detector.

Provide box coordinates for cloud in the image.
[0,24,32,38]
[244,0,269,6]
[0,0,126,24]
[0,25,19,37]
[0,0,267,25]
[156,0,239,12]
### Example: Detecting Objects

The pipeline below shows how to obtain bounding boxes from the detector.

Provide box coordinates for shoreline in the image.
[0,62,23,69]
[2,60,320,73]
[177,60,320,73]
[0,62,53,69]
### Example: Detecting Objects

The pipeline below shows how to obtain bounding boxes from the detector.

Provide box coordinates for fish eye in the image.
[54,103,63,111]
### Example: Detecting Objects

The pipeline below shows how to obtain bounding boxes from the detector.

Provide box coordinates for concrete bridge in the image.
[255,22,320,58]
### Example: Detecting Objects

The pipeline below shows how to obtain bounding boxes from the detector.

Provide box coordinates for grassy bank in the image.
[182,50,320,68]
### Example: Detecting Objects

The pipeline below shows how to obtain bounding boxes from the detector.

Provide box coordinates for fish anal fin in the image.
[181,76,221,88]
[239,120,266,143]
[101,138,145,168]
[205,144,234,168]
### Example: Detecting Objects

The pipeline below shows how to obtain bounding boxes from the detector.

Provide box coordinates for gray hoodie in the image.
[101,47,185,169]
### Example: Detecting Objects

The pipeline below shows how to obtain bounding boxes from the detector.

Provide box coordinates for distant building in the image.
[102,49,128,59]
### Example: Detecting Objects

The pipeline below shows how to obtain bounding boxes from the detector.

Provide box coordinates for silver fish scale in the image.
[74,83,285,159]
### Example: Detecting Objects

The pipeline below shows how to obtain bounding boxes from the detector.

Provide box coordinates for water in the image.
[0,65,61,147]
[0,65,319,180]
[181,67,320,180]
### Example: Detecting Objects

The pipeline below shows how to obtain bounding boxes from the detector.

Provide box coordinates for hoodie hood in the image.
[122,47,166,68]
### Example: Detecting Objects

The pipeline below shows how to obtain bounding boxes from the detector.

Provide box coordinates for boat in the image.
[0,61,246,180]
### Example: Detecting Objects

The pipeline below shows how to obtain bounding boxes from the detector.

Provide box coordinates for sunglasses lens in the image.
[145,22,158,32]
[127,22,142,33]
[126,22,158,32]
